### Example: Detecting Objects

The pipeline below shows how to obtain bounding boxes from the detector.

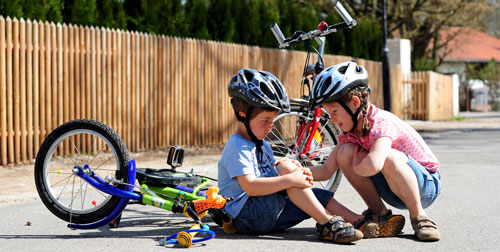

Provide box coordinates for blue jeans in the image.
[233,188,334,234]
[371,156,441,209]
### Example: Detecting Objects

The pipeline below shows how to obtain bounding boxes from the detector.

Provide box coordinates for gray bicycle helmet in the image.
[228,68,290,113]
[311,61,370,132]
[228,68,290,162]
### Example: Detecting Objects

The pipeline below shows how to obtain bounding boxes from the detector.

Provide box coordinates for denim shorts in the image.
[233,188,334,234]
[371,156,441,210]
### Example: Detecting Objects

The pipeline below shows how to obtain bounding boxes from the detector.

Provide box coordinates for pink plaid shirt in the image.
[338,104,439,172]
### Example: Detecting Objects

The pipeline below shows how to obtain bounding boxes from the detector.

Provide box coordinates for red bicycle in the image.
[266,0,357,192]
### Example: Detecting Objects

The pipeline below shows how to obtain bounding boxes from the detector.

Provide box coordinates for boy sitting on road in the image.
[217,68,364,244]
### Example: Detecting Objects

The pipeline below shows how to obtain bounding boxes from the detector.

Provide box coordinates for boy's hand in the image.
[289,167,314,188]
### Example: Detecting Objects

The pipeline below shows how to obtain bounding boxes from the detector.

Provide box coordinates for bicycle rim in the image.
[41,129,121,215]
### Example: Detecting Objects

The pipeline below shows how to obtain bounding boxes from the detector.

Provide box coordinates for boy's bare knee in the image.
[337,143,356,168]
[277,162,298,175]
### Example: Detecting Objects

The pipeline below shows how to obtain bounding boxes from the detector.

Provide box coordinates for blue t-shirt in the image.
[218,134,278,218]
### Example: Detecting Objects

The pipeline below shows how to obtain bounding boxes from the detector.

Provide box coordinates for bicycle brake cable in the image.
[301,39,314,97]
[197,175,218,181]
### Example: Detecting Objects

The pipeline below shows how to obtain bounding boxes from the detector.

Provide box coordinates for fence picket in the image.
[7,17,14,164]
[0,17,6,164]
[13,18,21,163]
[20,19,28,163]
[26,20,33,161]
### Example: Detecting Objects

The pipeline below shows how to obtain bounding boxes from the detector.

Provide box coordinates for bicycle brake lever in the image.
[284,31,305,44]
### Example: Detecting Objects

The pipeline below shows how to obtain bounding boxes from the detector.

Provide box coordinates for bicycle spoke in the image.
[70,180,84,209]
[92,168,119,172]
[268,130,291,156]
[268,114,303,156]
[93,187,110,199]
[69,174,76,223]
[88,140,105,167]
[87,135,97,165]
[93,156,115,172]
[55,173,74,201]
[276,117,296,142]
[61,147,78,168]
[48,171,73,175]
[81,182,88,210]
[51,173,74,188]
[70,136,83,167]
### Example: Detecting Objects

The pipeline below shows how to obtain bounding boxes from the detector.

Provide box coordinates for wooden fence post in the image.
[0,16,6,165]
[6,17,14,164]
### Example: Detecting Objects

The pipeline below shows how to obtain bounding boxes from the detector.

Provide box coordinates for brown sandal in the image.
[411,215,440,241]
[354,209,405,238]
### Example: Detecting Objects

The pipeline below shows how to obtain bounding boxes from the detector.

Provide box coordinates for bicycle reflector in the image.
[318,21,328,31]
[167,146,184,169]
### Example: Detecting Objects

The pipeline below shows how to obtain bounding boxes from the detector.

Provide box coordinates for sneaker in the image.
[316,216,363,244]
[354,209,405,238]
[411,215,440,241]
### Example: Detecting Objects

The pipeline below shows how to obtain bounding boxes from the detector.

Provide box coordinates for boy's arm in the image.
[237,167,312,196]
[308,143,343,181]
[352,136,391,177]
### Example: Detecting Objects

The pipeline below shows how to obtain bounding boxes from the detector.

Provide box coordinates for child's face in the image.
[249,110,279,140]
[322,100,356,132]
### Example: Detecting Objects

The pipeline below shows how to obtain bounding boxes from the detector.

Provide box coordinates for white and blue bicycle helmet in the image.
[311,61,370,132]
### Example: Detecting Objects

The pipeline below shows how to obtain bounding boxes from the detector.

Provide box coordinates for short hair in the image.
[231,97,278,120]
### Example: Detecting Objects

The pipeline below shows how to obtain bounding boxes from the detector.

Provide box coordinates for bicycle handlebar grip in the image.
[270,22,286,48]
[332,0,356,27]
[328,22,350,31]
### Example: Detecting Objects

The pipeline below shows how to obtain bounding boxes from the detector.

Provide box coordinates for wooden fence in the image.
[402,71,453,120]
[0,16,403,166]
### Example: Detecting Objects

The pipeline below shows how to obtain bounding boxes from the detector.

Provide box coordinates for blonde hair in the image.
[340,86,371,136]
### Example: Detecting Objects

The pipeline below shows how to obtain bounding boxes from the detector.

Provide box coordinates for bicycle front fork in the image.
[296,107,324,161]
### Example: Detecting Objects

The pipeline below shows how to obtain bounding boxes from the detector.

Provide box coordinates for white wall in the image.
[452,74,460,116]
[387,39,411,74]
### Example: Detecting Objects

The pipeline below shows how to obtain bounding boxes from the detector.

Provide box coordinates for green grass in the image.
[452,116,466,121]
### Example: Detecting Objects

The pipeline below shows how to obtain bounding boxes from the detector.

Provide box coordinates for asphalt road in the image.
[1,129,500,252]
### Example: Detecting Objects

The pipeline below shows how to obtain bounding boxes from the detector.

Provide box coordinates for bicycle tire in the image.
[34,119,129,224]
[266,106,343,192]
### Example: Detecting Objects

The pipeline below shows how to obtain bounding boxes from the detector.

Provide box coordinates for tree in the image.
[207,0,235,42]
[256,0,279,48]
[341,0,494,69]
[0,0,23,19]
[123,0,144,32]
[0,0,63,23]
[63,0,96,26]
[95,0,126,30]
[185,0,210,40]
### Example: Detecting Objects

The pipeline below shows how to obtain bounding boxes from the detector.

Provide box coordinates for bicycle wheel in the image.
[34,119,129,224]
[266,106,343,192]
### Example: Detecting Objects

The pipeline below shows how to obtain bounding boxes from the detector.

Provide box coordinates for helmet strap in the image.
[234,106,264,162]
[337,99,365,133]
